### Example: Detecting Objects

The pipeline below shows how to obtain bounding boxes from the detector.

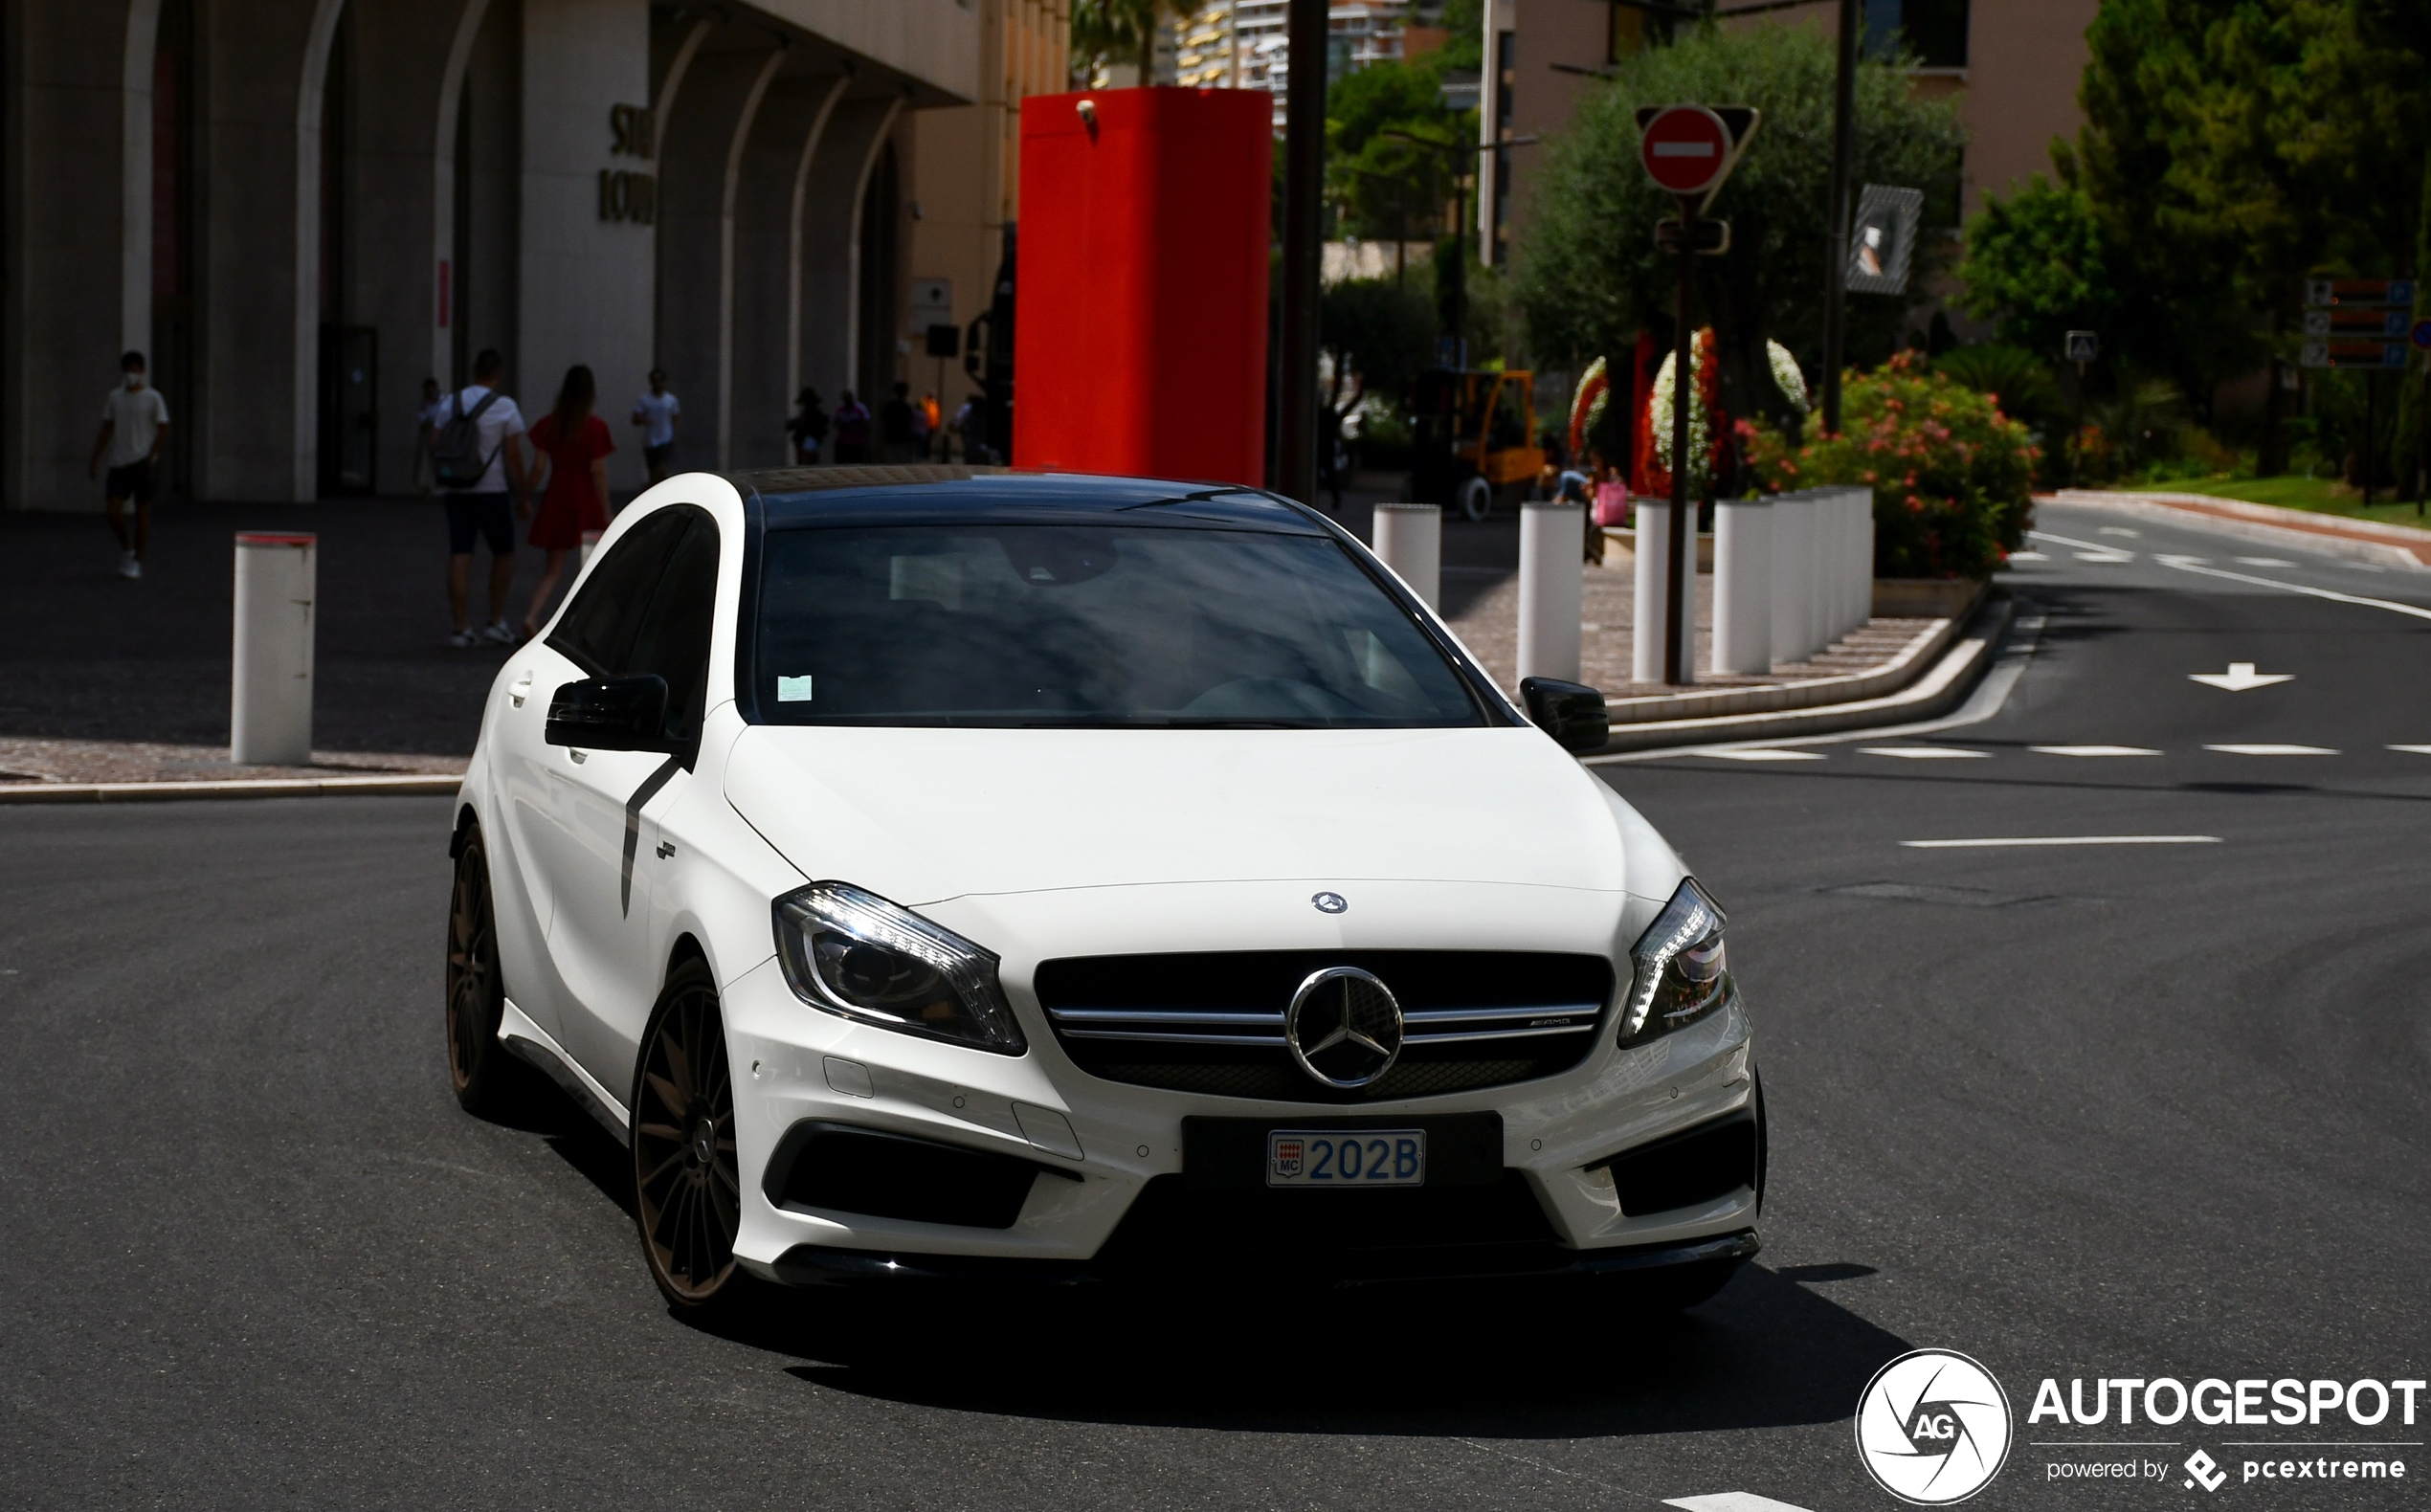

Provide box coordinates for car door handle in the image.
[509,674,533,708]
[656,841,676,858]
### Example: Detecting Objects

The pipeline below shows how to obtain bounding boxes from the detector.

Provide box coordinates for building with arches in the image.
[1,0,1066,509]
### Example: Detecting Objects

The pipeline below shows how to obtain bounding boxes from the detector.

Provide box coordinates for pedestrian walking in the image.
[433,348,529,648]
[833,389,872,463]
[633,368,680,483]
[88,350,169,580]
[917,390,940,458]
[879,382,919,463]
[413,377,446,497]
[787,388,829,464]
[954,393,991,464]
[519,364,614,640]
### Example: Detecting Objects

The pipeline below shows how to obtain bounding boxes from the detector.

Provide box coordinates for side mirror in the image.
[546,675,670,752]
[1520,677,1610,755]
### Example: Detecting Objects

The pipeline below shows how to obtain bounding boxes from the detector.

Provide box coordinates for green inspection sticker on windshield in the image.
[777,676,814,702]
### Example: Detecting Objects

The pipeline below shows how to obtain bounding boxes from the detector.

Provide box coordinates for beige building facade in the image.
[1,0,1066,511]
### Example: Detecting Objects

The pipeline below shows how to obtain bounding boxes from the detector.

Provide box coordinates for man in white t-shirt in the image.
[437,348,530,648]
[633,369,680,484]
[88,350,170,580]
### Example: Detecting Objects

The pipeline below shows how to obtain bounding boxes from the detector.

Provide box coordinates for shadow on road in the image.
[730,1264,1906,1438]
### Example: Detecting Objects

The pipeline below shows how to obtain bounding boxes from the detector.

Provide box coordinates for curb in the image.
[0,772,462,805]
[1605,585,1985,726]
[1587,594,2015,756]
[2050,489,2431,569]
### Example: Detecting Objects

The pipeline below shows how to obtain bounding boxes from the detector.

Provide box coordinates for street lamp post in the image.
[1819,0,1859,434]
[1276,0,1329,505]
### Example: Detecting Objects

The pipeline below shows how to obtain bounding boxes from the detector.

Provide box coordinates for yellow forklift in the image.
[1408,367,1546,522]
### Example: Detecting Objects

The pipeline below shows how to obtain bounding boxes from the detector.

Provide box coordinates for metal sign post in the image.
[2303,280,2419,505]
[1637,103,1758,685]
[2065,330,2098,487]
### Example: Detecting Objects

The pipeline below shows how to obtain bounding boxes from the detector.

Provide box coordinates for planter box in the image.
[1872,578,1985,618]
[1602,528,1714,572]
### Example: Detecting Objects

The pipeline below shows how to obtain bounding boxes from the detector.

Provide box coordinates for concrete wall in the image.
[4,2,137,511]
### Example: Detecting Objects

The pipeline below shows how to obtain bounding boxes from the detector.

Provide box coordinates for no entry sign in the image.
[1639,105,1732,196]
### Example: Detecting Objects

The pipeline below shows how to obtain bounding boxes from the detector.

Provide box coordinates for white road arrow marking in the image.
[2188,661,2294,691]
[1664,1496,1818,1512]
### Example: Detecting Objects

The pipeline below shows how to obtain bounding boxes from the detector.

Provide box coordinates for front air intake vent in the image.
[1035,950,1614,1102]
[761,1122,1059,1230]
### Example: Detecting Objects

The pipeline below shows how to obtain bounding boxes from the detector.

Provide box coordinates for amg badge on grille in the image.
[1284,967,1403,1088]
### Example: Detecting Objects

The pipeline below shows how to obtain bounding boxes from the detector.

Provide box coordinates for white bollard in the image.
[231,531,317,767]
[1836,486,1865,638]
[1518,500,1585,683]
[1856,487,1876,624]
[579,528,603,567]
[1770,490,1815,664]
[1823,489,1852,643]
[1371,502,1442,611]
[1631,496,1671,686]
[1712,497,1773,675]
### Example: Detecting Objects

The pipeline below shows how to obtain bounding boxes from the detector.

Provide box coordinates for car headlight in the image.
[772,882,1026,1054]
[1618,878,1734,1043]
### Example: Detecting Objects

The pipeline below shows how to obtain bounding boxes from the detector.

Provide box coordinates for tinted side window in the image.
[547,507,699,675]
[624,514,722,744]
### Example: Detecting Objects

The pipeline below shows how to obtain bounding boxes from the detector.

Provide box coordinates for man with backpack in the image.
[433,348,529,648]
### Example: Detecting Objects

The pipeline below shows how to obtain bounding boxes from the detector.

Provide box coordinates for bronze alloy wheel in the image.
[632,959,742,1307]
[445,828,523,1115]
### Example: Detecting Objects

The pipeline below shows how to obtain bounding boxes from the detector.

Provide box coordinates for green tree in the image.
[2073,0,2430,471]
[1069,0,1206,82]
[1510,24,1966,438]
[1954,174,2117,361]
[1322,278,1439,413]
[1327,62,1470,249]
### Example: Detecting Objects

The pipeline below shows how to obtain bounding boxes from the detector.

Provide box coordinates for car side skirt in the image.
[500,996,632,1143]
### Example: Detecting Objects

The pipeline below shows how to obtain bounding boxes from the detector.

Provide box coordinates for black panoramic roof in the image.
[725,465,1325,533]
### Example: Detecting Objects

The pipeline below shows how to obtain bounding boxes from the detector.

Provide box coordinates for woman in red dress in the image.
[519,364,614,640]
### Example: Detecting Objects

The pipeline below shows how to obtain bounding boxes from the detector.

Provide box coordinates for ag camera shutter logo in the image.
[1856,1349,2015,1504]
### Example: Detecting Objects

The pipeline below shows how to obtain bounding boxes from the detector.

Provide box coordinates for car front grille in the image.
[1033,950,1616,1102]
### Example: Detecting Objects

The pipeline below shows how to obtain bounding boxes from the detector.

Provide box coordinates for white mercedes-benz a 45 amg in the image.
[444,466,1762,1310]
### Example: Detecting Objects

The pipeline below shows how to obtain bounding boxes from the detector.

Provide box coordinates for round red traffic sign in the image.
[1639,104,1731,196]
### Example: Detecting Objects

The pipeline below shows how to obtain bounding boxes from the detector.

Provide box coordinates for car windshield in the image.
[750,523,1486,727]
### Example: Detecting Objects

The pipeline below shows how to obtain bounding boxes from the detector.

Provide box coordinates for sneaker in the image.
[448,629,480,649]
[119,551,141,580]
[480,620,515,645]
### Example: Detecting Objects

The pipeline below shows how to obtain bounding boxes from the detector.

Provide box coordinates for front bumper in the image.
[718,939,1763,1282]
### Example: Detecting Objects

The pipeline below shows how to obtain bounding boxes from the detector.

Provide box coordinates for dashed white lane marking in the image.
[2030,745,2163,756]
[2390,745,2431,755]
[2099,526,2141,537]
[1858,745,1990,758]
[2235,556,2296,567]
[1703,748,1827,761]
[1663,1495,1818,1512]
[2029,528,2134,563]
[2152,554,2431,620]
[2006,550,2050,562]
[1903,834,2222,849]
[2204,743,2338,755]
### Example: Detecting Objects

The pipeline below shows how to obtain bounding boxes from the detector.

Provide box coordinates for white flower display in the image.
[1649,345,1712,491]
[1769,339,1811,413]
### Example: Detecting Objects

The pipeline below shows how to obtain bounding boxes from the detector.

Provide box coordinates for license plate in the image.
[1266,1129,1426,1188]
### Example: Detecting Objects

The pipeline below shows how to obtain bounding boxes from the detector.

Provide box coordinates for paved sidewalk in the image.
[0,737,463,787]
[0,498,548,758]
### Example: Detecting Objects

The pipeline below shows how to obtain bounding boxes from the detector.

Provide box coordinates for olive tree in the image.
[1512,25,1965,438]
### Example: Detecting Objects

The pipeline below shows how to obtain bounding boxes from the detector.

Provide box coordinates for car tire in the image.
[445,825,532,1118]
[1458,474,1492,523]
[631,957,745,1311]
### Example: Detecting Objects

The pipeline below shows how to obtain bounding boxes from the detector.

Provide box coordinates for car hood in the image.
[723,724,1667,907]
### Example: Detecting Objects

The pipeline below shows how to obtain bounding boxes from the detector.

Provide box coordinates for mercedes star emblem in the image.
[1311,891,1348,914]
[1284,967,1404,1088]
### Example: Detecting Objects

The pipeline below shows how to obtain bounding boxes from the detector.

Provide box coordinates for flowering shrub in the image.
[1638,327,1727,498]
[1740,352,2038,580]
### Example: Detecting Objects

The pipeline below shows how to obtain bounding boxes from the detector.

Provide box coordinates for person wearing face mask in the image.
[90,351,170,580]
